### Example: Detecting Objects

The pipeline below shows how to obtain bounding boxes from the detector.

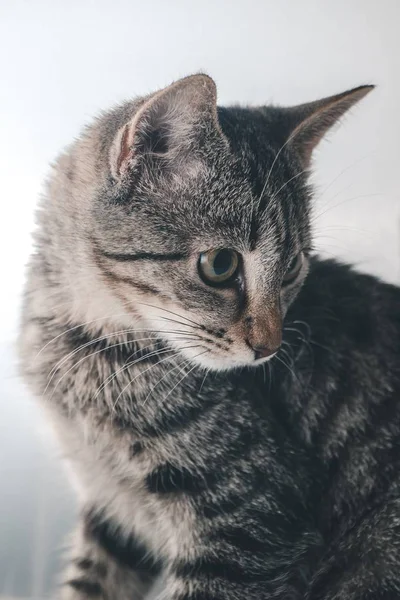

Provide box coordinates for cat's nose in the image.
[245,310,282,360]
[249,342,281,361]
[244,302,282,361]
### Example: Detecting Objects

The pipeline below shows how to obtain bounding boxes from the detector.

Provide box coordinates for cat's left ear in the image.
[110,74,223,180]
[279,85,375,167]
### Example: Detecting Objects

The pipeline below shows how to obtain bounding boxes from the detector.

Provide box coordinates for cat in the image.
[18,73,400,600]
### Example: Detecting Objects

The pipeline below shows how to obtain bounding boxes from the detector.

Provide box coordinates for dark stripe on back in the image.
[85,510,162,576]
[64,324,161,367]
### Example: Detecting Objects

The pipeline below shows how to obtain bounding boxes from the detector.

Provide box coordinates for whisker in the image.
[284,326,310,342]
[279,346,296,370]
[313,182,354,214]
[91,344,166,401]
[158,315,201,331]
[285,324,335,357]
[314,152,373,207]
[198,368,210,395]
[292,320,312,339]
[311,193,383,223]
[48,344,174,402]
[269,168,309,202]
[158,351,209,407]
[102,349,181,406]
[249,125,309,241]
[93,338,201,401]
[112,346,203,409]
[309,339,337,355]
[274,353,299,382]
[313,224,375,235]
[47,330,158,381]
[262,363,267,385]
[267,360,273,395]
[47,324,203,385]
[45,335,162,392]
[141,356,193,408]
[34,297,207,373]
[33,296,143,361]
[137,302,203,329]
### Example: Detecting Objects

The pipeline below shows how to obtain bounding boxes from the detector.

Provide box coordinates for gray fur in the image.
[19,74,398,600]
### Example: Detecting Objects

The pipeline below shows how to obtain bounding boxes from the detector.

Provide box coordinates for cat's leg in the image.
[306,496,400,600]
[59,511,160,600]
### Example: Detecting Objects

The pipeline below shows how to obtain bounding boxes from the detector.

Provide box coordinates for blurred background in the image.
[1,0,399,597]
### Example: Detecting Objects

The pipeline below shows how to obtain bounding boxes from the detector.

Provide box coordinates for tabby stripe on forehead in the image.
[100,250,186,262]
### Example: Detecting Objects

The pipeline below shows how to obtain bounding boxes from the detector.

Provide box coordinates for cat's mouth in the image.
[137,301,282,371]
[198,315,281,370]
[159,320,281,371]
[171,337,279,372]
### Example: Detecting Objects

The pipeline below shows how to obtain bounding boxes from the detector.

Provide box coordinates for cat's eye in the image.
[198,249,239,285]
[282,252,303,286]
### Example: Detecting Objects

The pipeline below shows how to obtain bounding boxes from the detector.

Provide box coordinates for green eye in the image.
[282,252,303,285]
[198,249,239,285]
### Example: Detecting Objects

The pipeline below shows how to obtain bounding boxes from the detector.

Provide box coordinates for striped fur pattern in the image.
[19,75,400,599]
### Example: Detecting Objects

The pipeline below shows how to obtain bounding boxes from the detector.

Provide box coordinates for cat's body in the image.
[19,75,400,599]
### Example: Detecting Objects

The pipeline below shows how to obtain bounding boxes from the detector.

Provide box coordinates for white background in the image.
[0,0,399,597]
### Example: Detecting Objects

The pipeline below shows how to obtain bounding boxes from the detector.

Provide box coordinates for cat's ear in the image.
[110,74,220,180]
[279,85,374,167]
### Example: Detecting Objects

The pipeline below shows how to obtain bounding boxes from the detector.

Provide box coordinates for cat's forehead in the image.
[148,130,302,234]
[141,181,254,247]
[134,167,291,255]
[97,104,310,254]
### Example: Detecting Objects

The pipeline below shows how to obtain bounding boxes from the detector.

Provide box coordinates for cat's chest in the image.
[85,451,196,561]
[55,407,199,560]
[49,358,307,560]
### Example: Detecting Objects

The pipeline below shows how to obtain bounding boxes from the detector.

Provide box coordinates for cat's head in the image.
[84,74,372,371]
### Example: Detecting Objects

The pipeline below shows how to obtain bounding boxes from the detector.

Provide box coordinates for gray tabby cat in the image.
[19,74,400,600]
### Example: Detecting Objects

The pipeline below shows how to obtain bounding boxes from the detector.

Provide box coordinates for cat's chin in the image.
[178,347,275,373]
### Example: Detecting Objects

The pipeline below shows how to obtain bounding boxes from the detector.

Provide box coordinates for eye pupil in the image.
[198,248,239,286]
[213,250,233,275]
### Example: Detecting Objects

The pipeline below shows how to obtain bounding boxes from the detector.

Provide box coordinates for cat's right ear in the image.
[109,74,222,180]
[277,85,375,168]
